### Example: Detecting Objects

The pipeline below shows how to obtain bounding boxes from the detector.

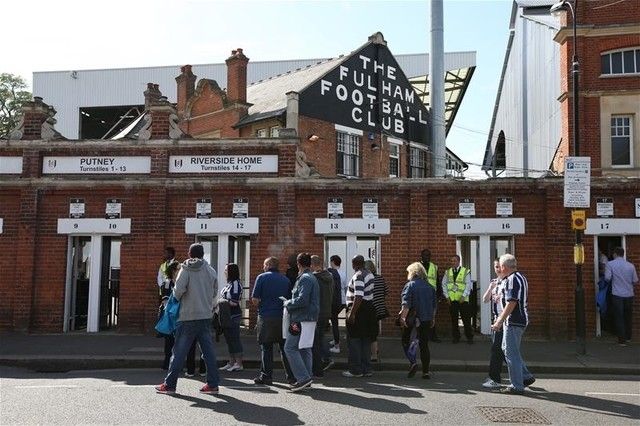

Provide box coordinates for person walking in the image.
[218,263,244,372]
[311,255,334,378]
[399,262,437,379]
[491,254,535,395]
[343,255,378,378]
[420,249,442,342]
[481,259,506,389]
[283,253,320,392]
[251,256,295,385]
[442,254,474,344]
[366,260,389,363]
[605,247,639,346]
[327,255,347,354]
[155,243,220,395]
[157,247,179,298]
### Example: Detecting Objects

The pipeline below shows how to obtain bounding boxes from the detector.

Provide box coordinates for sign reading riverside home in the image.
[43,156,150,174]
[169,155,278,173]
[300,43,431,146]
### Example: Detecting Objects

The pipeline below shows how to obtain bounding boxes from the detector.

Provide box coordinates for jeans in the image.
[164,319,220,390]
[260,340,294,382]
[186,340,206,374]
[501,325,533,391]
[449,301,473,342]
[401,322,431,373]
[312,320,330,376]
[611,295,633,342]
[223,317,243,356]
[489,329,505,382]
[347,337,372,375]
[284,330,312,383]
[330,304,344,344]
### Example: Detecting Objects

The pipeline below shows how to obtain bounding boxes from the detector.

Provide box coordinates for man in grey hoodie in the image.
[156,243,220,395]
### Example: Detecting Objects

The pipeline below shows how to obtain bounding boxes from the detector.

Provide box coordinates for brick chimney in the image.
[10,97,64,140]
[225,48,249,104]
[175,65,196,116]
[143,83,162,109]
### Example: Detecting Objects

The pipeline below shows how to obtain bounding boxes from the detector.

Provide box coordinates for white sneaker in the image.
[227,363,243,372]
[329,345,340,354]
[219,363,232,371]
[482,378,502,389]
[328,340,336,346]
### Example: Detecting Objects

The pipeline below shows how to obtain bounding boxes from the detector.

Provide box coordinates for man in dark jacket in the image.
[311,255,334,377]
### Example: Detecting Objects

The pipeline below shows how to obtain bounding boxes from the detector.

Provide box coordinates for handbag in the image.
[155,294,180,335]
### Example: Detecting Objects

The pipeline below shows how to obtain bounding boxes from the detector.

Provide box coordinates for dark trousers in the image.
[162,334,175,369]
[259,340,295,382]
[312,320,330,376]
[449,301,473,342]
[611,295,634,342]
[489,329,505,382]
[347,336,372,375]
[401,323,431,373]
[330,304,345,344]
[186,339,206,374]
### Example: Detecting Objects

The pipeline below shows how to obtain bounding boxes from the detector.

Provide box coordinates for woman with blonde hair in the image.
[399,262,437,379]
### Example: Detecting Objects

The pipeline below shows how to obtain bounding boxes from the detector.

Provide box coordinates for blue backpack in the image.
[155,294,180,335]
[596,277,609,315]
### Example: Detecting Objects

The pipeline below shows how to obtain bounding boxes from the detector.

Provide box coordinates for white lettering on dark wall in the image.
[318,52,427,139]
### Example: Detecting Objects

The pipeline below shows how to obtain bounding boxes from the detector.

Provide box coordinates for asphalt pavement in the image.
[0,331,638,375]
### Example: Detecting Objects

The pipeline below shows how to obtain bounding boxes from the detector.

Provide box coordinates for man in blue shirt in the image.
[251,257,295,385]
[605,247,639,346]
[491,254,535,395]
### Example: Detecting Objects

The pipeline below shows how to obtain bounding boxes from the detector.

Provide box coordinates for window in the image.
[601,48,640,76]
[611,116,633,167]
[256,128,267,137]
[336,131,360,177]
[389,143,400,177]
[409,146,427,178]
[269,126,280,137]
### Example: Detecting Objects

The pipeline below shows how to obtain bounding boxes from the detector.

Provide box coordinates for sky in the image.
[3,0,514,178]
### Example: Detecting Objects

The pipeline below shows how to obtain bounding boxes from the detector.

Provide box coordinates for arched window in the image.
[601,47,640,76]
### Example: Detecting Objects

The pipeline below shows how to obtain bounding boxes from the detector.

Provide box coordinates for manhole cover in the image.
[476,406,550,424]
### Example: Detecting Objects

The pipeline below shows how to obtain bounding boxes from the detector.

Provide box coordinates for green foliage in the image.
[0,73,32,138]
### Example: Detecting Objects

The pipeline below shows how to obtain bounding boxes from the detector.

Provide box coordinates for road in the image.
[1,366,638,425]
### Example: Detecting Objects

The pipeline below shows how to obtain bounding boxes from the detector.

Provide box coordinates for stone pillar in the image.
[286,91,299,134]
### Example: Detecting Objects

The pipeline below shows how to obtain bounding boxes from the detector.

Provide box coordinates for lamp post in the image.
[551,0,586,355]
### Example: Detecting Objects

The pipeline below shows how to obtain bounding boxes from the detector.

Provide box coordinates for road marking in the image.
[585,392,640,397]
[15,385,80,389]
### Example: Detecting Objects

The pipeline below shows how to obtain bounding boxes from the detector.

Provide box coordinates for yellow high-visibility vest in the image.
[446,266,469,302]
[426,262,437,289]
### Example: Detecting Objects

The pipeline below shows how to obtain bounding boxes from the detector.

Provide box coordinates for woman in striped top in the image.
[365,260,389,362]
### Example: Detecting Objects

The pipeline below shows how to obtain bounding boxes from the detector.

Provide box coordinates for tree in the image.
[0,73,32,138]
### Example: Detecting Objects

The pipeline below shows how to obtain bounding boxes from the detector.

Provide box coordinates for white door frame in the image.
[447,218,525,335]
[586,218,639,336]
[58,218,131,333]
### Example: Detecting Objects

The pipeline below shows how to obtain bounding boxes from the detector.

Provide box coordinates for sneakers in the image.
[422,373,431,379]
[482,378,502,389]
[329,345,341,354]
[155,383,176,394]
[289,379,313,392]
[523,377,536,387]
[342,371,363,378]
[227,363,243,372]
[199,384,219,394]
[219,363,232,371]
[199,371,207,377]
[185,372,195,377]
[253,376,273,385]
[287,377,297,385]
[408,363,418,378]
[500,386,524,395]
[322,360,335,371]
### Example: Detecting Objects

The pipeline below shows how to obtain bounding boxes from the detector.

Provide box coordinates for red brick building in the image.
[1,32,638,341]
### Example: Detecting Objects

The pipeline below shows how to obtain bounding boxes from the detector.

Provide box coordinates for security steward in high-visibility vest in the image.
[420,249,442,343]
[157,247,179,298]
[442,254,474,344]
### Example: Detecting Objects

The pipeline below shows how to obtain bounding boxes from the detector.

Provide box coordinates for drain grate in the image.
[476,406,551,424]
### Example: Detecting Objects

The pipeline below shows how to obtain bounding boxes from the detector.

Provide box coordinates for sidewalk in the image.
[0,332,638,375]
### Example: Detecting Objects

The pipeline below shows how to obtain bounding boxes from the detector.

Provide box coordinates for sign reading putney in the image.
[299,43,431,146]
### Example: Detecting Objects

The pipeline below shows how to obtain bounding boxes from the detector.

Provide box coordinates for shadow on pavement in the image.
[301,387,428,414]
[168,393,304,425]
[528,390,640,421]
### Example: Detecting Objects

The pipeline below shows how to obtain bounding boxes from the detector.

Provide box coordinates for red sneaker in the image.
[155,383,176,394]
[200,384,219,394]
